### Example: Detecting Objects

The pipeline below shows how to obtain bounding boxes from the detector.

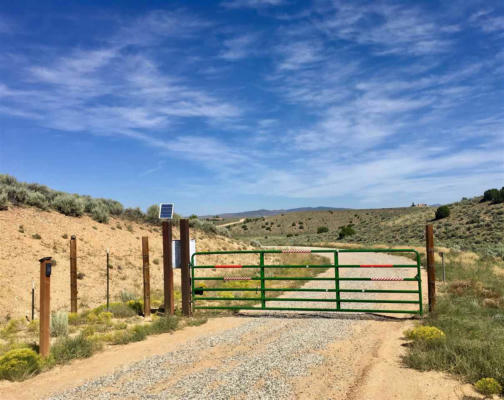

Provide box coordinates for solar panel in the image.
[159,203,174,220]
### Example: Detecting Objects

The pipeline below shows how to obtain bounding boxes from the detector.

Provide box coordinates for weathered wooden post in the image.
[142,237,151,317]
[31,279,35,321]
[70,235,77,313]
[426,224,436,312]
[180,219,192,316]
[162,221,174,315]
[39,257,52,358]
[106,249,110,312]
[440,251,445,283]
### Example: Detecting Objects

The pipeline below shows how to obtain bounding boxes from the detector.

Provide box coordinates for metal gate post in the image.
[260,252,265,309]
[334,250,341,310]
[417,251,423,316]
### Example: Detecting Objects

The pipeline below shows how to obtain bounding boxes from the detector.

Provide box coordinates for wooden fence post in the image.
[106,249,110,312]
[142,237,151,317]
[426,224,436,312]
[162,221,174,315]
[39,257,52,358]
[180,219,192,316]
[70,235,77,313]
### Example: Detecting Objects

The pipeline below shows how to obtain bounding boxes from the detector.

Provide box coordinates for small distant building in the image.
[411,202,428,207]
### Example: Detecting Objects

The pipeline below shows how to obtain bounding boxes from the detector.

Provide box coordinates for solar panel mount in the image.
[159,203,174,220]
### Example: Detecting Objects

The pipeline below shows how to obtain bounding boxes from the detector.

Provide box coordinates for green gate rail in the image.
[190,248,423,315]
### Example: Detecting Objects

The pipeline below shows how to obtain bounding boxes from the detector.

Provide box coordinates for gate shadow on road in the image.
[236,311,419,322]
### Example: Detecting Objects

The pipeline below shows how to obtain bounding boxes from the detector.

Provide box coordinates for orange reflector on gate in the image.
[360,264,394,268]
[223,276,251,281]
[371,277,404,281]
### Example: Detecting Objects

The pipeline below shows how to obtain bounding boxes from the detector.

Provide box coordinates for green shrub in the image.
[0,189,7,210]
[0,348,41,381]
[120,290,137,303]
[90,202,109,223]
[317,226,329,234]
[338,224,355,239]
[26,191,49,209]
[435,205,450,220]
[123,207,146,223]
[52,194,85,216]
[127,299,144,315]
[51,311,68,337]
[405,326,446,344]
[146,204,159,224]
[111,325,148,345]
[475,377,502,396]
[147,316,179,335]
[101,199,124,216]
[7,186,29,204]
[483,188,502,203]
[51,334,100,364]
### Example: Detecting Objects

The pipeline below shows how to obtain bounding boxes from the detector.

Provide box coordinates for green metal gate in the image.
[190,248,423,315]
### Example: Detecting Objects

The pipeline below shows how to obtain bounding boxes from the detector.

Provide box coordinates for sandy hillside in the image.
[0,207,256,319]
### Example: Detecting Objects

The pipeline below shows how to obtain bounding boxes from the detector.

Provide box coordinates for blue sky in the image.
[0,0,503,215]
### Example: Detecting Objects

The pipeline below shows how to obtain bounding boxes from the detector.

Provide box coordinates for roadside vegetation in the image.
[0,174,179,225]
[0,290,207,382]
[403,249,504,396]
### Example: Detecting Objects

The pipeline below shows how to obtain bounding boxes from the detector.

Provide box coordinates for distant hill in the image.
[202,206,348,219]
[228,197,504,256]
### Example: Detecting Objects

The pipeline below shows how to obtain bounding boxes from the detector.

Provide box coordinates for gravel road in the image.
[46,249,420,400]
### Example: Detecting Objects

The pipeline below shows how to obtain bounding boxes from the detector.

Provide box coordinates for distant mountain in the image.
[202,207,348,219]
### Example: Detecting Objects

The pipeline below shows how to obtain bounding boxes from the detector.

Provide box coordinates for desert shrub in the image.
[189,214,198,219]
[127,299,144,315]
[31,233,41,240]
[98,311,113,324]
[51,334,100,364]
[51,311,68,337]
[475,377,502,396]
[7,186,29,204]
[105,303,136,318]
[216,226,231,237]
[120,290,137,302]
[90,202,109,223]
[147,316,179,335]
[101,199,124,215]
[338,225,355,239]
[405,326,445,344]
[112,325,148,345]
[0,189,7,210]
[52,194,85,216]
[317,226,329,234]
[435,205,450,220]
[146,204,160,224]
[0,174,17,186]
[483,188,502,203]
[286,233,293,237]
[25,191,49,209]
[123,207,146,222]
[250,240,261,247]
[0,348,41,381]
[291,222,296,226]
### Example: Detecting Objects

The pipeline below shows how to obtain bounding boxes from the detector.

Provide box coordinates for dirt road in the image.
[0,248,482,400]
[216,218,245,228]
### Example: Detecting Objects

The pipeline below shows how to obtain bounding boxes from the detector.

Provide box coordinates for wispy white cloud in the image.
[221,0,285,9]
[219,33,260,60]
